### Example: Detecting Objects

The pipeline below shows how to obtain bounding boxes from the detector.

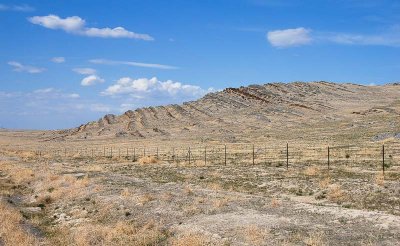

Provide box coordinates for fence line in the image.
[25,143,400,175]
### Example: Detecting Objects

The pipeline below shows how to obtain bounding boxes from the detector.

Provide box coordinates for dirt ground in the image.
[0,142,399,245]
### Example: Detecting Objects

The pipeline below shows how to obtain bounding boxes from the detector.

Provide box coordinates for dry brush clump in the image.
[327,184,347,204]
[58,221,167,246]
[170,232,214,246]
[374,172,385,186]
[0,202,39,246]
[303,231,326,246]
[242,225,270,246]
[138,156,159,165]
[304,166,321,176]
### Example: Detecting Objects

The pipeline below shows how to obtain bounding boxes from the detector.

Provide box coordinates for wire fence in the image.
[27,143,400,173]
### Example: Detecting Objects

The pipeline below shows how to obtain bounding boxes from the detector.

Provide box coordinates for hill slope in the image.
[56,81,400,143]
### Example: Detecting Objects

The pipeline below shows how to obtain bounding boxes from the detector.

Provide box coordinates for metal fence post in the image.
[252,144,255,165]
[224,145,227,166]
[382,145,385,175]
[188,147,191,165]
[328,146,330,170]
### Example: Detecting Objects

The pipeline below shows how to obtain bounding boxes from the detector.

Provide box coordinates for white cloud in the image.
[89,59,178,70]
[51,57,65,63]
[102,77,214,98]
[28,15,153,40]
[33,88,54,94]
[326,33,400,46]
[67,93,80,98]
[90,104,111,112]
[81,75,105,86]
[8,61,45,74]
[267,27,312,48]
[119,103,136,112]
[73,68,97,75]
[0,4,34,12]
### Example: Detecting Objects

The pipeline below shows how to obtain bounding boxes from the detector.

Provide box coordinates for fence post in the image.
[286,143,289,170]
[103,147,105,157]
[110,147,113,158]
[328,146,330,171]
[252,144,255,165]
[382,145,385,175]
[188,147,191,165]
[118,148,121,158]
[156,147,159,159]
[126,147,128,158]
[224,145,227,166]
[172,147,175,162]
[133,148,136,161]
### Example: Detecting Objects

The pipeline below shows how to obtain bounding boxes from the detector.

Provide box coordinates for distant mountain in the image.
[52,81,400,144]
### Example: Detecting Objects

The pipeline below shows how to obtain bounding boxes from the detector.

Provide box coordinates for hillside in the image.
[54,81,400,144]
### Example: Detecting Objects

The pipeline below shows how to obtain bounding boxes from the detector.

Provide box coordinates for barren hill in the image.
[56,81,400,144]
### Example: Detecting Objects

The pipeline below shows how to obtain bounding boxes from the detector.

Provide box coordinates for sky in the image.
[1,0,399,130]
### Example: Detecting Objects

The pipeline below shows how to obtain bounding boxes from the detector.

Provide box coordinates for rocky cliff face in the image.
[54,81,400,143]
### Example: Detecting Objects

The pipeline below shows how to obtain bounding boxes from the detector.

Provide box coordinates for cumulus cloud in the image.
[73,68,97,75]
[89,59,178,70]
[102,77,214,98]
[267,27,312,48]
[28,15,153,40]
[0,4,34,12]
[81,75,105,86]
[51,57,65,63]
[8,61,45,73]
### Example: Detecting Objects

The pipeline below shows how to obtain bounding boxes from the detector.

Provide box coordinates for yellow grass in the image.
[170,232,212,246]
[375,172,384,186]
[0,202,39,246]
[318,177,331,189]
[138,156,159,164]
[243,225,269,246]
[304,166,320,176]
[270,198,281,208]
[327,184,347,203]
[303,231,326,246]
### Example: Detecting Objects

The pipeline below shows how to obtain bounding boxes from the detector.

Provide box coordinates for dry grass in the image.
[0,202,39,246]
[139,193,154,205]
[120,188,131,197]
[270,198,281,208]
[374,172,385,186]
[69,221,165,246]
[327,184,347,203]
[184,186,194,196]
[9,167,35,185]
[243,225,269,246]
[170,232,212,246]
[304,166,320,176]
[318,177,331,189]
[34,173,93,204]
[303,231,326,246]
[138,156,158,165]
[213,197,230,208]
[207,182,223,191]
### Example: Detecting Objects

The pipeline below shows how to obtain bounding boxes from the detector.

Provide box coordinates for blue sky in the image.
[1,0,399,129]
